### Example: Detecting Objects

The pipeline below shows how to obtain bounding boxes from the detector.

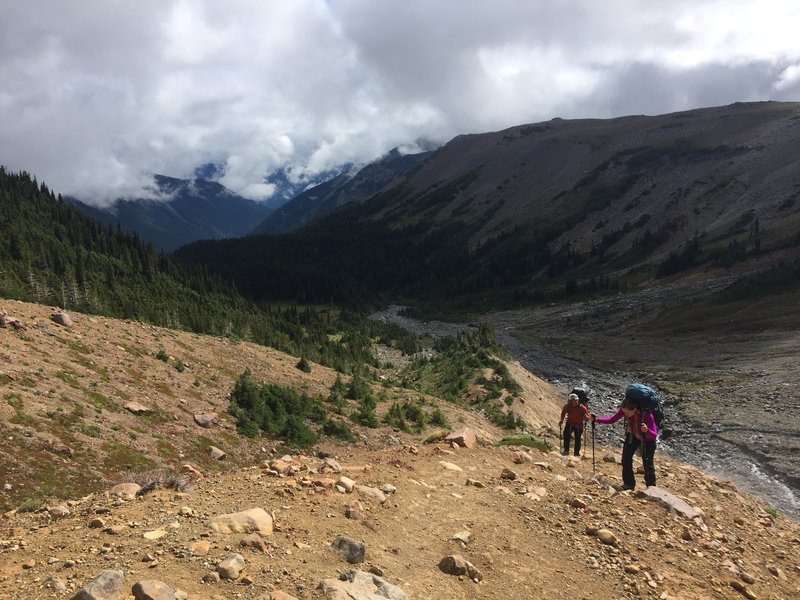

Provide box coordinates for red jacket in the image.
[560,403,589,427]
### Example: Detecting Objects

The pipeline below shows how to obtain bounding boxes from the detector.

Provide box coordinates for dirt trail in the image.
[3,438,799,600]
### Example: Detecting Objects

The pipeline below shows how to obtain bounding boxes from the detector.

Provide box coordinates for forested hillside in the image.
[0,168,412,372]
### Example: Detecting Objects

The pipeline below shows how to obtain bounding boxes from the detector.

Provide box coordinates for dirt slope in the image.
[2,438,799,599]
[1,300,799,599]
[0,299,562,512]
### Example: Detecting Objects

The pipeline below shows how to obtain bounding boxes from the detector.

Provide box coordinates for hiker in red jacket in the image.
[591,397,658,489]
[559,393,590,456]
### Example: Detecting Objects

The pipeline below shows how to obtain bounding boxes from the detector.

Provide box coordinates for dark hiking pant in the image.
[621,434,656,488]
[563,423,583,456]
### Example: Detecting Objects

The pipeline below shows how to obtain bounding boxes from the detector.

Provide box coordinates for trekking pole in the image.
[581,426,586,457]
[591,419,596,474]
[641,412,652,488]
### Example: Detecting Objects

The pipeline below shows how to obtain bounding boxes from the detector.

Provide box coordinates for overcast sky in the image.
[2,0,799,205]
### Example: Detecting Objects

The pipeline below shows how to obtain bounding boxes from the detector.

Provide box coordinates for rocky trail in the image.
[2,434,799,600]
[0,298,798,599]
[493,326,800,522]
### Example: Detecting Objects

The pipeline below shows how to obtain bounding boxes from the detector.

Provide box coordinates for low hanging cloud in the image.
[1,0,799,205]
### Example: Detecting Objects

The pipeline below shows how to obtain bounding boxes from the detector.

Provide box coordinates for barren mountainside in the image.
[396,101,800,258]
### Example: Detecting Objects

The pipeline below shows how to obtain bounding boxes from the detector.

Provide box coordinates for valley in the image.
[373,272,800,520]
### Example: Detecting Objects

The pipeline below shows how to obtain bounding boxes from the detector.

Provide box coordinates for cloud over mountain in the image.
[1,0,799,205]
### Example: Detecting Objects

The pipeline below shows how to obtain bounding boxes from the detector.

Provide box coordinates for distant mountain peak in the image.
[70,174,273,252]
[251,144,436,235]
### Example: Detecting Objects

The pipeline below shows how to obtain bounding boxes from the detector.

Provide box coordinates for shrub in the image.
[296,356,311,373]
[17,497,44,513]
[347,370,371,401]
[429,407,449,428]
[322,419,357,442]
[282,414,319,448]
[155,349,169,362]
[352,394,379,428]
[228,369,320,447]
[496,434,551,452]
[383,402,409,432]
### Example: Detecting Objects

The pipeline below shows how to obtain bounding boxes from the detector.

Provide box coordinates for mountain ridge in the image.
[71,174,273,252]
[175,101,800,309]
[251,146,435,235]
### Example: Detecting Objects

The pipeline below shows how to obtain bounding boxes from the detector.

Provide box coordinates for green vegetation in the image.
[101,441,157,473]
[16,497,44,513]
[0,168,417,375]
[496,434,551,452]
[400,324,524,430]
[228,369,319,448]
[383,400,427,432]
[322,418,357,442]
[715,260,800,301]
[351,394,379,428]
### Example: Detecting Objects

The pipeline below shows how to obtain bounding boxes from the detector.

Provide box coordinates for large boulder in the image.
[330,535,366,564]
[210,508,273,536]
[193,412,217,428]
[438,554,483,581]
[217,553,246,580]
[318,570,406,600]
[131,580,176,600]
[51,310,73,327]
[445,427,476,448]
[110,483,141,500]
[72,570,124,600]
[124,402,153,415]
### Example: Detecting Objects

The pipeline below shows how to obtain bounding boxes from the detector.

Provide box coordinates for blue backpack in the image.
[625,383,666,433]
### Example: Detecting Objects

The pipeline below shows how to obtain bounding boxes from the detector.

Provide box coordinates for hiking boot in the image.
[561,450,569,456]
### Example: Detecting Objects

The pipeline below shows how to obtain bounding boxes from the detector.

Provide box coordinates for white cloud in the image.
[775,63,800,91]
[1,0,799,204]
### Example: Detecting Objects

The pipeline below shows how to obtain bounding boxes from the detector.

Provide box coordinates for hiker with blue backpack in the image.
[591,384,661,489]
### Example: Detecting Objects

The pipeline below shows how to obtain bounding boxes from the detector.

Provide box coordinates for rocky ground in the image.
[1,298,799,599]
[2,434,799,600]
[482,277,800,521]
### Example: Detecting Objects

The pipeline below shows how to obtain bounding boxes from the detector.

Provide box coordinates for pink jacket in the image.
[595,408,658,442]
